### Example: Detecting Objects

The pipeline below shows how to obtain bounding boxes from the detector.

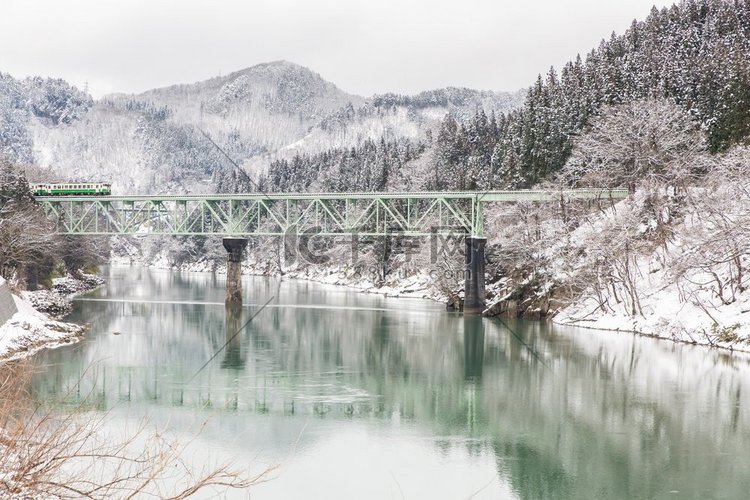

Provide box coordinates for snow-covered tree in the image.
[562,98,705,193]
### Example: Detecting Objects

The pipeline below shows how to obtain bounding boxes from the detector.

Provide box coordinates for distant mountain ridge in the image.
[127,61,366,150]
[0,60,523,193]
[6,1,749,197]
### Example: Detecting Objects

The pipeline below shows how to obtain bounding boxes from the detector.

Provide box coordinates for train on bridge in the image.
[30,183,112,196]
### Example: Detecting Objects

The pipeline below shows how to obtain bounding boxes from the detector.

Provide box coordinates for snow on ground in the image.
[0,274,103,362]
[554,193,750,353]
[23,274,105,318]
[51,274,105,296]
[554,273,750,353]
[0,294,86,362]
[141,253,451,303]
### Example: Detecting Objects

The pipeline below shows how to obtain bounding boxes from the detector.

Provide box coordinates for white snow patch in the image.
[0,294,86,362]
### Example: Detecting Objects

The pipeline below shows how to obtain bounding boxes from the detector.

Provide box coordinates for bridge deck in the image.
[35,189,627,202]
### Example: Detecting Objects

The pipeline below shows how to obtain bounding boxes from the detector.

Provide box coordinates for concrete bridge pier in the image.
[223,237,248,307]
[463,236,486,315]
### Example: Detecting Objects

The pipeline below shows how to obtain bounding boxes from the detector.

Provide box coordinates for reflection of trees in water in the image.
[479,320,750,499]
[30,268,750,499]
[492,441,572,500]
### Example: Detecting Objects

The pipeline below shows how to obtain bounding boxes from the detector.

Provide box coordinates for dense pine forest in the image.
[268,138,426,192]
[268,0,750,192]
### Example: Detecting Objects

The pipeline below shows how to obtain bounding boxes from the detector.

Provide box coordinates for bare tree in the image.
[670,146,750,308]
[0,202,58,282]
[562,98,705,193]
[0,360,274,498]
[540,99,711,319]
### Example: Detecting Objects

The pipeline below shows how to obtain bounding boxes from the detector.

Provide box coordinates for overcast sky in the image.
[1,0,673,98]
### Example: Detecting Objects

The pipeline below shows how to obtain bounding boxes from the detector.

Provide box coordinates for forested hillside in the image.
[3,1,748,198]
[0,74,91,165]
[272,0,750,192]
[490,0,750,189]
[0,61,521,194]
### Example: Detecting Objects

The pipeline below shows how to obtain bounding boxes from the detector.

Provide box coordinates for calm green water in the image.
[30,266,750,499]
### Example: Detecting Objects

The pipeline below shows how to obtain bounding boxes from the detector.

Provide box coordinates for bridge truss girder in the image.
[37,190,628,238]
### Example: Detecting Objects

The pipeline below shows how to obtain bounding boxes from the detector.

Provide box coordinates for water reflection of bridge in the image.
[34,309,489,417]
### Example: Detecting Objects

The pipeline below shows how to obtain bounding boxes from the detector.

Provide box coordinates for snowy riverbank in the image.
[119,247,750,354]
[115,247,750,354]
[549,186,750,354]
[0,296,86,362]
[0,274,104,362]
[23,274,105,318]
[112,253,453,304]
[552,257,750,354]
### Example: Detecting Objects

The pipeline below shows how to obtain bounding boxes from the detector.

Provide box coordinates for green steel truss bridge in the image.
[36,189,628,238]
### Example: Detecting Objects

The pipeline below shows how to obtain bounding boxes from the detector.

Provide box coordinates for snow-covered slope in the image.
[131,60,365,150]
[554,182,750,352]
[2,62,523,194]
[23,61,363,192]
[280,87,525,158]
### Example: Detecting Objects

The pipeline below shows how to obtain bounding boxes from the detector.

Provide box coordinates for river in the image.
[29,266,750,499]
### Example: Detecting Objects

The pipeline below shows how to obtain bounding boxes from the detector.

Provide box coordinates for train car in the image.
[30,183,112,196]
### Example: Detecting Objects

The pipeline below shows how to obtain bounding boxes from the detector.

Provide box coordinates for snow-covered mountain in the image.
[130,61,365,150]
[280,86,524,158]
[0,61,523,194]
